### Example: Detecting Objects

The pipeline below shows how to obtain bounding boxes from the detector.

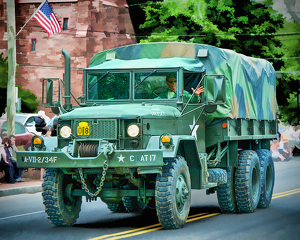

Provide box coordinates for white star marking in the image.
[117,154,125,162]
[189,116,199,140]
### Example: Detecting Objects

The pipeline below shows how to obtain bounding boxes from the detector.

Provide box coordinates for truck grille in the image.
[74,119,117,139]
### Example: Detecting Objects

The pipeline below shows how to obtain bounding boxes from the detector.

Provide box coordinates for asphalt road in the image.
[1,159,300,240]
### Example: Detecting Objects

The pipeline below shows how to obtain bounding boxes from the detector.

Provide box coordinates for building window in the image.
[63,18,69,30]
[31,39,36,52]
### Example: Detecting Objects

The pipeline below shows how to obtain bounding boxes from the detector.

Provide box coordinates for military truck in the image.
[17,42,276,229]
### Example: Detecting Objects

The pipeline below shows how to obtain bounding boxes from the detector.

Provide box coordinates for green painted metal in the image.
[59,104,181,120]
[16,43,277,201]
[62,49,72,111]
[88,57,205,72]
[206,118,277,148]
[17,149,163,169]
[72,189,155,197]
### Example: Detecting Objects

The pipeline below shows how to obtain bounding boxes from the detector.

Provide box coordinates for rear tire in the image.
[122,197,148,213]
[256,149,275,208]
[235,150,261,213]
[217,167,237,213]
[106,201,127,213]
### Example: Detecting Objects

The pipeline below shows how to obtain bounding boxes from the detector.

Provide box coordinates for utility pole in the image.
[7,0,16,136]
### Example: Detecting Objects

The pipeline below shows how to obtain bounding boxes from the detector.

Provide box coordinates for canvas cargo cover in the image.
[89,42,277,121]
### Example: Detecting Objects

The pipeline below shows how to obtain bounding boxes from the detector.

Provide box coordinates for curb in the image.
[0,186,42,197]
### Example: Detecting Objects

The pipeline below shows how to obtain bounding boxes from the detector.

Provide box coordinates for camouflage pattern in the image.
[89,42,277,121]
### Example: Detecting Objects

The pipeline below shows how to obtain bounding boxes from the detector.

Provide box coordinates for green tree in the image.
[135,0,284,67]
[134,0,234,44]
[276,21,300,124]
[128,0,296,122]
[205,0,284,70]
[0,52,39,116]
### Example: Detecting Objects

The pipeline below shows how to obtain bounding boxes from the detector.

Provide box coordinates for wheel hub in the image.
[64,183,74,203]
[176,175,189,212]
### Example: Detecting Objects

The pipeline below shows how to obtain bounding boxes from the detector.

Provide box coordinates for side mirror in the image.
[203,75,226,113]
[46,79,53,106]
[213,76,226,104]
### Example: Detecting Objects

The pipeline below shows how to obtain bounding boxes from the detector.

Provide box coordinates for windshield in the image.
[15,115,27,124]
[87,72,130,100]
[134,71,177,100]
[86,70,178,101]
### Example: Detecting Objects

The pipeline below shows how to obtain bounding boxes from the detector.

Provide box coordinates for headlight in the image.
[127,124,140,137]
[60,126,72,138]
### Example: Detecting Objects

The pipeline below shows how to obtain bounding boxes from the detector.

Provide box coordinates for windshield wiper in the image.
[88,71,110,90]
[134,70,157,89]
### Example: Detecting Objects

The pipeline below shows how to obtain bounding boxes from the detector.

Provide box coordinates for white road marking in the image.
[0,210,44,221]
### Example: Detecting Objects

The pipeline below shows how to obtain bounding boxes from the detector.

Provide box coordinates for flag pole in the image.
[16,0,47,37]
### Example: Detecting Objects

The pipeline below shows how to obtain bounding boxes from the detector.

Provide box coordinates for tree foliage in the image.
[127,0,300,124]
[205,0,284,70]
[0,52,39,116]
[276,21,300,124]
[132,0,234,43]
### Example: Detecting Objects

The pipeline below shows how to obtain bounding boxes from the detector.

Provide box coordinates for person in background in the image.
[292,125,300,156]
[0,134,14,183]
[51,117,58,136]
[1,138,24,182]
[9,135,24,181]
[270,140,286,162]
[41,126,52,137]
[286,125,296,158]
[35,110,47,132]
[39,126,52,180]
[294,125,300,147]
[9,135,18,157]
[0,131,7,144]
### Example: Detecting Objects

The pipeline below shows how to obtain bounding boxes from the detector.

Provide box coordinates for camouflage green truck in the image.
[17,42,277,229]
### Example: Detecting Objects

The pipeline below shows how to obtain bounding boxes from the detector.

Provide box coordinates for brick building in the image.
[0,0,136,117]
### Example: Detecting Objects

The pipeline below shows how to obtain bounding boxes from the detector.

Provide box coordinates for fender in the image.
[146,135,206,189]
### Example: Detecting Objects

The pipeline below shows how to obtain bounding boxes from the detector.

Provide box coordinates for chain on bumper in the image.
[78,143,114,198]
[78,160,108,198]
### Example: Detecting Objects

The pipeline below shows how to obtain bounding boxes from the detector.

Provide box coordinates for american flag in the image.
[32,0,62,36]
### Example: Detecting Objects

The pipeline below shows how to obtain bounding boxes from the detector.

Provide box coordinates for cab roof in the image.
[86,57,205,72]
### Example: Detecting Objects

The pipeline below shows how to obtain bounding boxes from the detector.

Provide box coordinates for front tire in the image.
[42,169,82,226]
[235,150,261,213]
[155,156,191,229]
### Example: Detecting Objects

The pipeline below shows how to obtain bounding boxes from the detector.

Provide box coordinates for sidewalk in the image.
[0,179,42,197]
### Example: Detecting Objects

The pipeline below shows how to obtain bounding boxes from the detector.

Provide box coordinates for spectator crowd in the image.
[0,110,57,184]
[271,124,300,161]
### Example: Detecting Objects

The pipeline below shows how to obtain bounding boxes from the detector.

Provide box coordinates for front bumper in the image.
[16,149,163,169]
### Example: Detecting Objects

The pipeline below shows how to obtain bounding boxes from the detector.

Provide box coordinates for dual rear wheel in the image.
[217,149,275,213]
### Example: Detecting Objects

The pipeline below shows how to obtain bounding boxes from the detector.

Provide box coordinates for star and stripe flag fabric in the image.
[32,0,62,36]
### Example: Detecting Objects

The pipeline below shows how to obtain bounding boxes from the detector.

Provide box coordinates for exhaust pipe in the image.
[62,49,72,111]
